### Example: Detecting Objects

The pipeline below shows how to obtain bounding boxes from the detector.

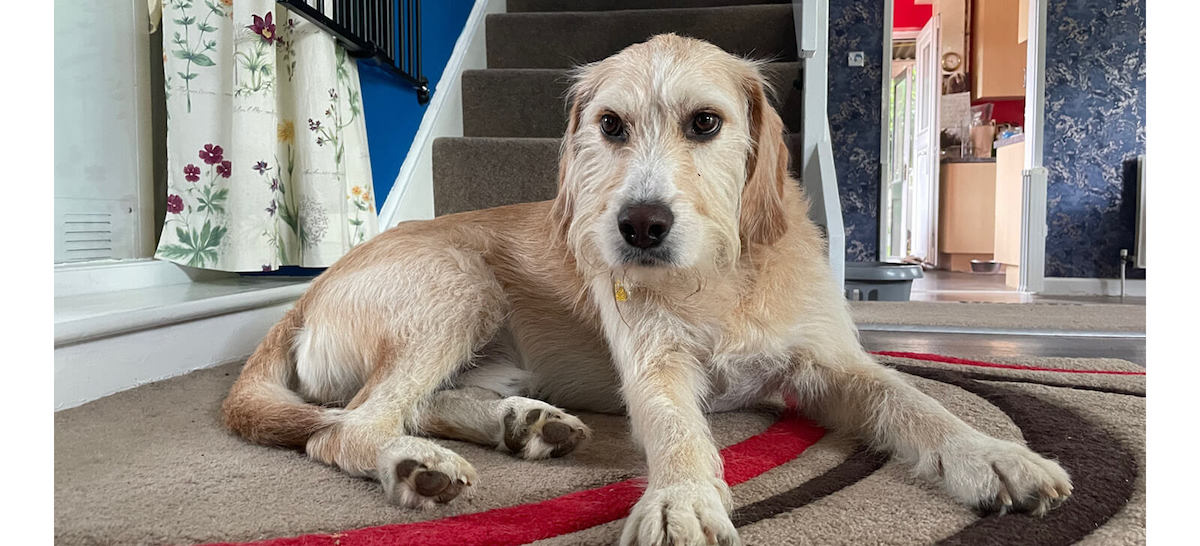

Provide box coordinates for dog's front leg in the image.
[615,347,739,546]
[789,346,1072,516]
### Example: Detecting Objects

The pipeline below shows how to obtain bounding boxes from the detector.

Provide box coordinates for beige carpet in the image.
[54,354,1145,545]
[850,301,1146,333]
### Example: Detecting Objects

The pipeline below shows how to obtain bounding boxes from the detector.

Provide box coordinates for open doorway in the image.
[881,0,1037,302]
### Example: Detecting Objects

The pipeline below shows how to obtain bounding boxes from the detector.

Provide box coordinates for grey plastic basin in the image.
[844,261,924,301]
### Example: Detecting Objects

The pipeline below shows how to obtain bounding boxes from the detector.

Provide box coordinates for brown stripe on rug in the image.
[731,448,889,527]
[896,365,1145,397]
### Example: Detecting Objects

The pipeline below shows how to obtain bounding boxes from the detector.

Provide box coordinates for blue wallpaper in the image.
[1043,0,1145,278]
[828,0,884,262]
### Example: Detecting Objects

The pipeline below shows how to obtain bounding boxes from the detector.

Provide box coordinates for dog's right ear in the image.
[550,70,594,245]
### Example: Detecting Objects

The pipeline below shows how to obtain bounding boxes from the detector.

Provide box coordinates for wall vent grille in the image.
[60,212,116,262]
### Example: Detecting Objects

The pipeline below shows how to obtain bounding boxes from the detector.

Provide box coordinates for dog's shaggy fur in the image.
[222,35,1071,545]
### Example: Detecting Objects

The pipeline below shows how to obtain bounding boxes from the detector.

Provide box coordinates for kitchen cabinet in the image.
[938,160,996,272]
[993,138,1025,288]
[971,0,1027,100]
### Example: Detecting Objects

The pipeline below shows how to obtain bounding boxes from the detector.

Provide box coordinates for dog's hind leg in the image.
[305,357,484,508]
[300,247,509,508]
[422,384,592,460]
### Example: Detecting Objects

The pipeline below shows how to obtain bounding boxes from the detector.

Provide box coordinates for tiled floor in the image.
[910,270,1146,305]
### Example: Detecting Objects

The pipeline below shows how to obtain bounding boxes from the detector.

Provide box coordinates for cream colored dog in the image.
[223,34,1071,546]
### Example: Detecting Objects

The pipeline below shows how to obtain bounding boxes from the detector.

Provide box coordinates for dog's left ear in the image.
[739,66,790,247]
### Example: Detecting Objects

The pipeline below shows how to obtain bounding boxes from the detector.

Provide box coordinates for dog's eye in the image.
[600,113,625,140]
[690,112,722,139]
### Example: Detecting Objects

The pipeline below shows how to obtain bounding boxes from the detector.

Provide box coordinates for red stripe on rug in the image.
[873,351,1146,375]
[213,414,824,546]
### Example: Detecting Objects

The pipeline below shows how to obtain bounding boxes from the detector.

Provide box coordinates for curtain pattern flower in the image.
[156,0,377,271]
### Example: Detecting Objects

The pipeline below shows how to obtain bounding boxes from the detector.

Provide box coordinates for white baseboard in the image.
[55,300,296,411]
[377,0,507,228]
[1040,277,1146,297]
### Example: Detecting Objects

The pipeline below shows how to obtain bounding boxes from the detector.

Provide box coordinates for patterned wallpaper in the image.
[828,0,884,262]
[1043,0,1145,278]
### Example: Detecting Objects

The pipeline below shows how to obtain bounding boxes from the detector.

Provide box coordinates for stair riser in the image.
[486,5,797,69]
[462,63,803,139]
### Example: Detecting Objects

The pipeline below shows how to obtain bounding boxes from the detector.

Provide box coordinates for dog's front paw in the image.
[935,434,1072,516]
[377,437,477,508]
[620,479,739,546]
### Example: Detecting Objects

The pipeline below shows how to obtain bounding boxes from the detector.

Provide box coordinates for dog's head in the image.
[551,34,791,276]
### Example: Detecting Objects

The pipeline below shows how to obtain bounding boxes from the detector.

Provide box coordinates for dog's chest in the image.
[703,353,790,411]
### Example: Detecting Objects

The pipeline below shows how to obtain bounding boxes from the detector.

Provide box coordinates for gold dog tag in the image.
[613,279,629,302]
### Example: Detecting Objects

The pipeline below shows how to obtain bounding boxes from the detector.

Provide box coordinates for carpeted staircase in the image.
[431,0,803,216]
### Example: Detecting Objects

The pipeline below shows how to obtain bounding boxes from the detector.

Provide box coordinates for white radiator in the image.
[1136,154,1146,269]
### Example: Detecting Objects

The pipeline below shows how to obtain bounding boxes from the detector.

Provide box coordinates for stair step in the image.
[462,62,803,138]
[507,0,789,13]
[486,4,797,69]
[432,135,803,216]
[432,138,562,216]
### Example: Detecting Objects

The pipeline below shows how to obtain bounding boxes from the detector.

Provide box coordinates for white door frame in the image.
[879,0,893,260]
[878,0,1050,293]
[1020,0,1050,293]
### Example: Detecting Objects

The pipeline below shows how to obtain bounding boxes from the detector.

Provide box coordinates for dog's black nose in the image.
[617,203,674,249]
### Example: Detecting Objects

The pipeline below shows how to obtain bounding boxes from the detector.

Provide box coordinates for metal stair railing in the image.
[280,0,430,104]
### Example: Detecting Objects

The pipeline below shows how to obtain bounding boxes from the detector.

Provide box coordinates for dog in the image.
[222,34,1071,545]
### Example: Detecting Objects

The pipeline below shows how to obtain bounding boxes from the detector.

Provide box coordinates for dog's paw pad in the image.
[398,460,464,503]
[502,401,591,460]
[378,439,476,508]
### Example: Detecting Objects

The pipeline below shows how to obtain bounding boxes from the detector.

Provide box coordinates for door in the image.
[883,67,915,261]
[911,16,940,264]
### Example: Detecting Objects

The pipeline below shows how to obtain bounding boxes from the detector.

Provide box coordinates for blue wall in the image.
[829,0,884,263]
[1042,0,1145,278]
[358,1,475,210]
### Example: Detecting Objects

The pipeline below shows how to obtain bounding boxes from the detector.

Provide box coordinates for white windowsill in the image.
[54,258,311,410]
[55,276,310,347]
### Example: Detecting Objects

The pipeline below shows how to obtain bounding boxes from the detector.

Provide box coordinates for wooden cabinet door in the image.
[939,162,997,254]
[971,0,1027,100]
[993,144,1026,265]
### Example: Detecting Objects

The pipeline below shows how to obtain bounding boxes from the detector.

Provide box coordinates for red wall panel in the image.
[895,0,934,31]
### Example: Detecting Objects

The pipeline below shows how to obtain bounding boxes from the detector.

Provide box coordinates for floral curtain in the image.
[155,0,378,272]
